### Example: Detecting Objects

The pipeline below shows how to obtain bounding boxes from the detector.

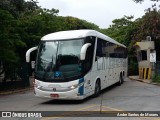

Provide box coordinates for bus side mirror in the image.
[26,46,38,63]
[80,43,91,60]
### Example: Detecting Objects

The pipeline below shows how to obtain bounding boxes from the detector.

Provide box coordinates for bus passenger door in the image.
[95,39,106,89]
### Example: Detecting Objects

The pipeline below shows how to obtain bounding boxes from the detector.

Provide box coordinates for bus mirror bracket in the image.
[80,43,91,60]
[26,46,38,63]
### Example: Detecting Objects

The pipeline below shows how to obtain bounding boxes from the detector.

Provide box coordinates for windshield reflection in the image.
[35,39,84,82]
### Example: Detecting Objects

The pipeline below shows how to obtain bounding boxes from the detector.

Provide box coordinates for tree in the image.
[0,8,25,81]
[0,0,38,18]
[0,0,102,83]
[0,0,38,82]
[0,9,25,63]
[11,7,100,61]
[133,0,160,13]
[131,10,160,61]
[100,16,134,46]
[100,16,139,75]
[62,16,99,30]
[129,0,160,76]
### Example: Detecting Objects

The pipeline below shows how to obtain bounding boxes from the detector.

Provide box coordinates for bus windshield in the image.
[35,39,84,82]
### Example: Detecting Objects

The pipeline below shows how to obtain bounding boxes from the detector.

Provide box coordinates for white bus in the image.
[26,30,127,100]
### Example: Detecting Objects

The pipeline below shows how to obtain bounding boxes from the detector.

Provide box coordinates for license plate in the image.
[50,94,59,98]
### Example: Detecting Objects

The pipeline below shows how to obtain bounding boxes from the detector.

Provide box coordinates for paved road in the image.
[0,78,160,120]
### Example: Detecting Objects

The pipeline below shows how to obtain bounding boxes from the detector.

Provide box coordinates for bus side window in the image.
[96,38,107,61]
[96,38,107,70]
[96,39,103,60]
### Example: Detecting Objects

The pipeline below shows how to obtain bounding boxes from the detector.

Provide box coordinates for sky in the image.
[37,0,157,28]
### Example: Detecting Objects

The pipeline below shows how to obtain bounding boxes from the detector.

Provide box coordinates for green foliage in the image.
[132,11,160,40]
[0,0,101,81]
[0,0,38,18]
[62,16,99,30]
[132,10,160,60]
[0,9,25,63]
[100,16,135,46]
[1,0,160,80]
[128,55,138,75]
[152,74,160,83]
[100,16,139,75]
[100,8,160,75]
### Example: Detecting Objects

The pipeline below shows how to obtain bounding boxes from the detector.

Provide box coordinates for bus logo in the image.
[55,71,61,77]
[53,88,56,91]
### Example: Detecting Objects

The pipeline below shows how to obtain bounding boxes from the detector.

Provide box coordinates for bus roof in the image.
[41,30,126,48]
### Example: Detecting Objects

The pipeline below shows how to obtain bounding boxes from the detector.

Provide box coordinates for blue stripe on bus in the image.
[78,78,84,96]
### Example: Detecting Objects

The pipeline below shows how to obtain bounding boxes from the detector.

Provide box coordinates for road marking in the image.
[140,117,160,120]
[42,117,60,120]
[102,105,123,111]
[41,104,98,120]
[41,104,160,120]
[41,104,123,120]
[75,104,98,111]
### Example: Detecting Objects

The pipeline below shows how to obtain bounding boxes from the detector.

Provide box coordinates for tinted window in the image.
[96,38,127,59]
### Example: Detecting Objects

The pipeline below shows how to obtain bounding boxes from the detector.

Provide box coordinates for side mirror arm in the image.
[26,46,38,63]
[80,43,91,60]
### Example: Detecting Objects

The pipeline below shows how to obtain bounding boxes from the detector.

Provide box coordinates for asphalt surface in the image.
[0,78,160,120]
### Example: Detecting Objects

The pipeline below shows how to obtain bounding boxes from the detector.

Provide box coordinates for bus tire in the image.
[122,73,124,84]
[93,80,101,97]
[118,74,123,86]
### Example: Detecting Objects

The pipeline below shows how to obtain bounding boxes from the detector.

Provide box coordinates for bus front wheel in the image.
[93,80,101,97]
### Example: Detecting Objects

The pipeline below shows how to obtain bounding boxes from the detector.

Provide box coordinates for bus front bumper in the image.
[34,87,85,100]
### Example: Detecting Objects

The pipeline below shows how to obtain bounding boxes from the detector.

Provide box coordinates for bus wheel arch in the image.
[93,78,101,97]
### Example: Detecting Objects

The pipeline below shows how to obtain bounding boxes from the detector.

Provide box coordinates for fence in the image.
[0,62,30,92]
[155,61,160,78]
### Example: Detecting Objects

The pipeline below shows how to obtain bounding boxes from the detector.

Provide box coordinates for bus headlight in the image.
[69,85,78,89]
[68,82,84,90]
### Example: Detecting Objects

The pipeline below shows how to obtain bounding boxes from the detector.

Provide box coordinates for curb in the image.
[129,76,160,86]
[0,87,33,96]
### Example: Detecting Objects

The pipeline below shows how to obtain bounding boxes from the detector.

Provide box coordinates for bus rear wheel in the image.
[118,74,123,86]
[93,80,101,97]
